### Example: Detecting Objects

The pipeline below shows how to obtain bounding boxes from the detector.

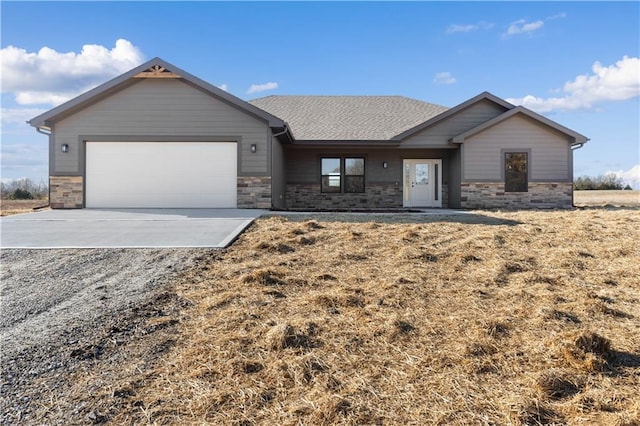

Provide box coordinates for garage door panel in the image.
[86,142,237,208]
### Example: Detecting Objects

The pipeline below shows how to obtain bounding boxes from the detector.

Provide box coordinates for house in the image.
[29,57,588,210]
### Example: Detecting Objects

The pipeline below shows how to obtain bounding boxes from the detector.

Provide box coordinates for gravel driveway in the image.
[0,248,216,424]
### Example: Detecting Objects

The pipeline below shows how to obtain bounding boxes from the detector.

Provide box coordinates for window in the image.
[345,158,365,193]
[321,157,365,193]
[321,158,341,193]
[505,152,528,192]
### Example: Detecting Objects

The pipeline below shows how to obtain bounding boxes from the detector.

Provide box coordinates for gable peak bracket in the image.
[133,64,182,79]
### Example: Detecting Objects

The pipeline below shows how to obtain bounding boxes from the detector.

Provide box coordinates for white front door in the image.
[403,159,442,208]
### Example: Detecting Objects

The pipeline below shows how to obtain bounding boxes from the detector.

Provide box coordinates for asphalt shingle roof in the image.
[248,96,449,141]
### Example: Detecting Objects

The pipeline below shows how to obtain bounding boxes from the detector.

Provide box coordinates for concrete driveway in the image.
[0,209,264,248]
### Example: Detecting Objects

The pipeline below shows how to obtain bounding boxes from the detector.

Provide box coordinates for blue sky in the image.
[2,1,639,187]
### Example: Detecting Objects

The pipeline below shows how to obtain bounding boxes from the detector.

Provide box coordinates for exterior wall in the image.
[284,147,452,209]
[50,176,83,208]
[238,176,271,209]
[402,99,507,147]
[52,78,270,177]
[460,182,573,209]
[462,114,572,182]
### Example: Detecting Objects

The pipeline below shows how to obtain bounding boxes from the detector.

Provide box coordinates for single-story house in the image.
[29,57,588,210]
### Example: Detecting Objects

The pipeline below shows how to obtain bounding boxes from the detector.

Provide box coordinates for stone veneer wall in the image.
[286,183,404,210]
[50,176,84,209]
[238,176,272,209]
[460,182,573,209]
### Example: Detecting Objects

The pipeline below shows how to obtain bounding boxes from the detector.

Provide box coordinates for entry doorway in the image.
[403,159,442,208]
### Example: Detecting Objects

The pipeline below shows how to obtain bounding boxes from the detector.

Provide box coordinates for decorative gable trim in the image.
[29,57,285,129]
[133,64,182,79]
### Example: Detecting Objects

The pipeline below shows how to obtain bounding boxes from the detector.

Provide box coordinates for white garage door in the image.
[86,142,237,208]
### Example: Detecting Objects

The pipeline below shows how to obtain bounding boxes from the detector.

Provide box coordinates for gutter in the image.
[571,138,589,150]
[271,122,293,144]
[34,125,51,136]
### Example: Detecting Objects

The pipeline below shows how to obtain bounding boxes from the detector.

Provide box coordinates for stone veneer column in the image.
[460,182,573,209]
[237,176,272,209]
[50,176,83,209]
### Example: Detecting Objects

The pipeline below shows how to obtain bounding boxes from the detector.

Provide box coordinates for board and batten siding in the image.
[52,78,270,176]
[401,99,507,147]
[462,114,572,182]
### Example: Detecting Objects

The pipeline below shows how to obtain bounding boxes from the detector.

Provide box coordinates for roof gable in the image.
[249,95,448,141]
[392,91,514,141]
[451,106,589,145]
[29,57,285,129]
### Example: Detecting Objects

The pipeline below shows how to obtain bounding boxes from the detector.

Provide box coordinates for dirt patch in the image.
[0,248,218,424]
[2,209,639,425]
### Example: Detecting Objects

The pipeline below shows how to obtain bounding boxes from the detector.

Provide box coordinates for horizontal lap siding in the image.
[53,79,269,175]
[463,114,571,181]
[402,100,507,147]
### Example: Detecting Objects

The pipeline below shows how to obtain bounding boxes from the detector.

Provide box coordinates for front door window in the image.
[403,159,442,208]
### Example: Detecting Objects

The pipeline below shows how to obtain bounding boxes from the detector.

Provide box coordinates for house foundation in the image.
[460,182,573,209]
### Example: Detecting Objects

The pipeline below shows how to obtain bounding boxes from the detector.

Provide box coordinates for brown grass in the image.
[112,210,640,425]
[22,209,640,424]
[574,190,640,207]
[0,199,49,216]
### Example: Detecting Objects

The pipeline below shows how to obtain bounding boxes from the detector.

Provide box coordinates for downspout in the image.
[33,124,52,209]
[269,123,291,210]
[570,139,589,207]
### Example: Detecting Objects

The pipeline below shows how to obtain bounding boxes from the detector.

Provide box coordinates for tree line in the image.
[573,173,632,191]
[1,178,49,200]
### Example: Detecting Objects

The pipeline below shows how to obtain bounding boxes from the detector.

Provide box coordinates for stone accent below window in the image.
[460,182,573,209]
[50,176,83,209]
[238,176,272,209]
[286,183,404,210]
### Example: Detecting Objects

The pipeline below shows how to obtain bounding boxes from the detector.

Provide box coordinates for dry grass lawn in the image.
[88,209,639,425]
[574,190,639,207]
[0,199,49,216]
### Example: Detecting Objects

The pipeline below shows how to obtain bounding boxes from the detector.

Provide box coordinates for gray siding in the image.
[271,137,286,209]
[52,78,270,176]
[401,100,507,147]
[462,114,572,181]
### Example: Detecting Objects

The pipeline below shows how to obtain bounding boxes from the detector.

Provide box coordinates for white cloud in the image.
[547,12,567,20]
[217,83,228,92]
[504,19,544,37]
[433,72,457,85]
[247,82,278,94]
[1,108,47,126]
[0,39,144,106]
[606,164,640,190]
[507,56,640,113]
[446,21,494,34]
